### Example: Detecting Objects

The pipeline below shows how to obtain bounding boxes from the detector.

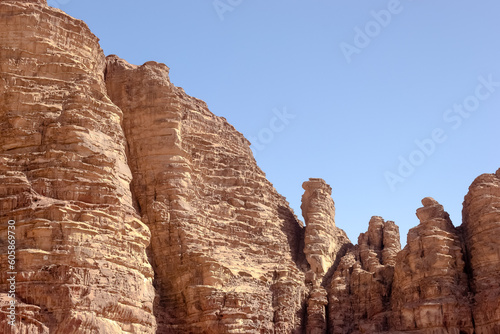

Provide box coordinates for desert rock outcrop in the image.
[0,0,156,333]
[301,178,350,334]
[301,178,350,279]
[462,169,500,334]
[0,1,499,333]
[328,216,400,334]
[391,197,473,333]
[105,55,307,333]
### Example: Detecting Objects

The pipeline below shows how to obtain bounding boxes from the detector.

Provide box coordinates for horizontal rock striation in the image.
[328,216,400,334]
[0,1,155,333]
[0,1,499,333]
[105,56,307,334]
[390,197,473,333]
[462,169,500,334]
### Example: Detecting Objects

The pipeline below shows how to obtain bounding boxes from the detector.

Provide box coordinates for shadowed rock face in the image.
[0,1,500,334]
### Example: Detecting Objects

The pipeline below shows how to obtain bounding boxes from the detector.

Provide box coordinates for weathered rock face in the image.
[391,197,473,333]
[104,56,308,333]
[0,0,156,333]
[1,1,500,334]
[301,179,350,279]
[462,169,500,334]
[328,217,400,334]
[300,178,351,334]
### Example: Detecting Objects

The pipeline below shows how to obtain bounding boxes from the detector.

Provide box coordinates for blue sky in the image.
[54,0,499,245]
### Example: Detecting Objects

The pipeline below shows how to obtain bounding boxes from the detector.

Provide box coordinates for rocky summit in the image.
[0,1,499,333]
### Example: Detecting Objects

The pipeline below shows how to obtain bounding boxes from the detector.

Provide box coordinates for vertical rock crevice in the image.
[328,216,400,334]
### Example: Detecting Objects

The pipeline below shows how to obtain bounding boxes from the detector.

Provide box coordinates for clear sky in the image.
[53,0,499,245]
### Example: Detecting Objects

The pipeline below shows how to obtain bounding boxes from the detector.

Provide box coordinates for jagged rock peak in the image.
[1,1,500,333]
[391,197,473,333]
[328,216,399,333]
[358,216,401,270]
[301,178,350,277]
[416,196,450,223]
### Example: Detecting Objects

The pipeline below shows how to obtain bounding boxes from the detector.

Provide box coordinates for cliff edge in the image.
[0,1,499,333]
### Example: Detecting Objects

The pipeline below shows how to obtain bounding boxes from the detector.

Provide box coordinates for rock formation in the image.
[0,0,156,333]
[0,1,499,333]
[328,216,400,334]
[301,179,350,280]
[391,198,473,333]
[301,178,350,334]
[104,55,307,333]
[462,169,500,334]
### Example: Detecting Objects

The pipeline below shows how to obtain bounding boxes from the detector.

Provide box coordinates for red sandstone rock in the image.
[328,216,400,334]
[105,55,307,333]
[0,1,156,332]
[390,197,473,333]
[0,1,499,333]
[462,169,500,334]
[301,178,351,334]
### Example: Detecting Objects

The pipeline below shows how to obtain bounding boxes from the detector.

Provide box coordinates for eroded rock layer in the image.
[328,216,400,334]
[0,1,155,333]
[462,169,500,334]
[0,1,499,334]
[391,198,473,333]
[104,56,307,333]
[301,178,350,334]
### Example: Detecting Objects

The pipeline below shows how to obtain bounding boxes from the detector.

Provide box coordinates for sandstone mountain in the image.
[0,1,499,333]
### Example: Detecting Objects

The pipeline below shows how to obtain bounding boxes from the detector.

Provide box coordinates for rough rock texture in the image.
[0,1,156,333]
[1,1,500,334]
[462,169,500,334]
[328,217,400,334]
[104,56,307,333]
[391,198,473,333]
[301,179,350,279]
[300,179,350,334]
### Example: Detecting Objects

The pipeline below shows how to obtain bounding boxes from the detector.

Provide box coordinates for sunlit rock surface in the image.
[0,1,499,333]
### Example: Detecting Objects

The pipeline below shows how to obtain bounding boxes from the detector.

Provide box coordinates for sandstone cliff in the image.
[0,1,155,333]
[104,55,308,333]
[0,1,499,333]
[462,169,500,334]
